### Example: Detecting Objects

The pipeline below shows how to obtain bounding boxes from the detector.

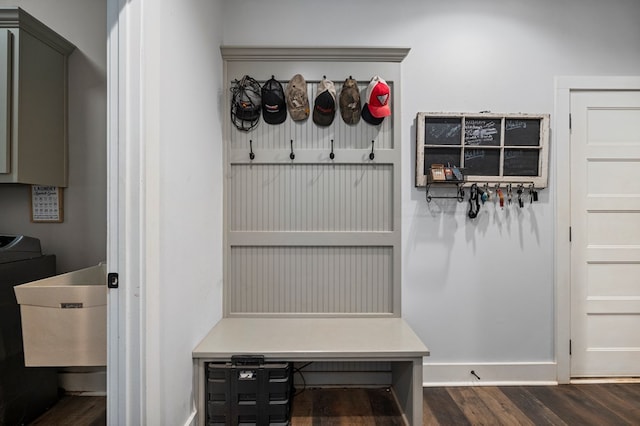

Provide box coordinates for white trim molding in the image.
[220,46,410,62]
[554,75,640,384]
[424,362,557,387]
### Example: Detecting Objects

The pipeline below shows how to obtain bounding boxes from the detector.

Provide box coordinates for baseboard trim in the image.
[296,371,392,387]
[58,368,107,393]
[183,410,197,426]
[423,362,557,386]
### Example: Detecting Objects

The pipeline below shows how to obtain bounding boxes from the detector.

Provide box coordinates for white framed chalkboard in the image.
[415,112,549,188]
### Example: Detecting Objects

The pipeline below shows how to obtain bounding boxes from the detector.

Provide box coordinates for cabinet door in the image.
[0,29,11,174]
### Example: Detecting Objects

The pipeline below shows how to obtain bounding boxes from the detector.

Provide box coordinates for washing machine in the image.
[0,235,58,425]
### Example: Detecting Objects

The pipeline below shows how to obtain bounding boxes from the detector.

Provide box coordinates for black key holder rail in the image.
[426,181,538,205]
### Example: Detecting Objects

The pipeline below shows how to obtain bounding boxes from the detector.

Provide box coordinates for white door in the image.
[570,90,640,377]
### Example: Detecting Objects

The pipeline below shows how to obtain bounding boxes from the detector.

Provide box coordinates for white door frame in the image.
[554,76,640,383]
[106,0,144,424]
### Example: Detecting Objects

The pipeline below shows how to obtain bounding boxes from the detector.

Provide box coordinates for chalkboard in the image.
[464,118,501,146]
[416,112,549,188]
[463,148,500,176]
[424,117,462,145]
[424,147,461,174]
[505,119,541,146]
[503,149,539,176]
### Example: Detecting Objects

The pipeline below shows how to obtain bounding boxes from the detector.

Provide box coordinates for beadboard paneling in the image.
[228,246,393,314]
[228,164,393,232]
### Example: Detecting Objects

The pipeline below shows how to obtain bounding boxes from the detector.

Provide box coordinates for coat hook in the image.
[369,140,375,160]
[330,139,335,160]
[290,139,295,160]
[249,139,255,160]
[323,75,326,79]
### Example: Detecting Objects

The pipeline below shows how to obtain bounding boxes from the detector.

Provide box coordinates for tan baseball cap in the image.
[285,74,310,121]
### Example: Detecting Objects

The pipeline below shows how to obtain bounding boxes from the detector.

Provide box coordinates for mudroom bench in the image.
[193,317,429,426]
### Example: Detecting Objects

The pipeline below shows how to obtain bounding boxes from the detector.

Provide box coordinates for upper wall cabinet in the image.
[0,8,75,187]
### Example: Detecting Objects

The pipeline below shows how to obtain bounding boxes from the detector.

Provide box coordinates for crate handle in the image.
[231,355,265,366]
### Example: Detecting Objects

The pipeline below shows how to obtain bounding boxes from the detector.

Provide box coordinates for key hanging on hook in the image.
[517,184,525,208]
[468,184,480,219]
[481,183,490,203]
[497,188,505,209]
[369,140,375,160]
[529,184,538,203]
[290,139,295,160]
[330,139,335,160]
[249,139,255,160]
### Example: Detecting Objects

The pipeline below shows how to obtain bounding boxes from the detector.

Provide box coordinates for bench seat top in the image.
[193,317,429,360]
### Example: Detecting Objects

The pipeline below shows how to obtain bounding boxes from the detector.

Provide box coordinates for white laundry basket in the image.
[14,262,107,366]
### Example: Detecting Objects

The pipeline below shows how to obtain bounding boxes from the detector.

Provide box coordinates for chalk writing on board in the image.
[464,149,485,161]
[464,148,500,175]
[505,119,541,146]
[424,118,462,145]
[429,123,461,139]
[504,149,539,176]
[464,119,500,146]
[506,120,527,131]
[504,150,522,160]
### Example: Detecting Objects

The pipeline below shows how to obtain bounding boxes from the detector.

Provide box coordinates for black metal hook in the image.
[249,140,255,160]
[329,139,335,160]
[290,139,295,160]
[369,140,375,160]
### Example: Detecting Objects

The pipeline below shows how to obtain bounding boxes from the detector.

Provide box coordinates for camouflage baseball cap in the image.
[339,77,361,125]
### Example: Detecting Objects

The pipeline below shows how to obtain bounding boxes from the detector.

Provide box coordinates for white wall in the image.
[219,0,640,376]
[126,0,640,422]
[0,0,106,273]
[140,0,224,424]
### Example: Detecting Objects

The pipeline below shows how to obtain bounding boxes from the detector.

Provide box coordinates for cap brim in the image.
[313,109,335,126]
[362,104,384,125]
[263,107,287,125]
[368,104,391,118]
[340,110,360,125]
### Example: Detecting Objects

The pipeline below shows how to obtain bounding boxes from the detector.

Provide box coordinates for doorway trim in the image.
[554,76,640,383]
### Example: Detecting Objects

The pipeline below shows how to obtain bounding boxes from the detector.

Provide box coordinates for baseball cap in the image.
[313,79,337,127]
[285,74,310,121]
[362,75,391,125]
[231,75,261,131]
[261,77,287,125]
[339,77,361,125]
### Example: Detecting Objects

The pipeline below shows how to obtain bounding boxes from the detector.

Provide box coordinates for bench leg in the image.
[391,358,423,426]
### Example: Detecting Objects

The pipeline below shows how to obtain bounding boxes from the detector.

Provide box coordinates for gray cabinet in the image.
[0,8,75,187]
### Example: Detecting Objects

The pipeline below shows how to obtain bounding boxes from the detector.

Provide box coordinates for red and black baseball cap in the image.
[362,75,391,125]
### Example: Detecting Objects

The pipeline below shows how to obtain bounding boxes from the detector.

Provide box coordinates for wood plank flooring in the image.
[29,383,640,425]
[421,384,640,426]
[28,396,106,426]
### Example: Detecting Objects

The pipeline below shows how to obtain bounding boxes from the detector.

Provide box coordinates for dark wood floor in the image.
[29,383,640,425]
[28,395,106,426]
[421,384,640,425]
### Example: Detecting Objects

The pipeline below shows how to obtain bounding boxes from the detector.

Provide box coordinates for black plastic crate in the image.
[206,355,292,426]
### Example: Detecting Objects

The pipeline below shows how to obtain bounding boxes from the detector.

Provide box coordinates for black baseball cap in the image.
[261,77,287,125]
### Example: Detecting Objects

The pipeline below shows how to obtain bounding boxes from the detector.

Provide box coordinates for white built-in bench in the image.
[193,317,429,426]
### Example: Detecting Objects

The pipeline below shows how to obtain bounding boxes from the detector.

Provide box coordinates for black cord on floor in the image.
[293,362,313,396]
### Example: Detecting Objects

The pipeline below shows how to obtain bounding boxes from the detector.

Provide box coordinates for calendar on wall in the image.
[30,185,64,222]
